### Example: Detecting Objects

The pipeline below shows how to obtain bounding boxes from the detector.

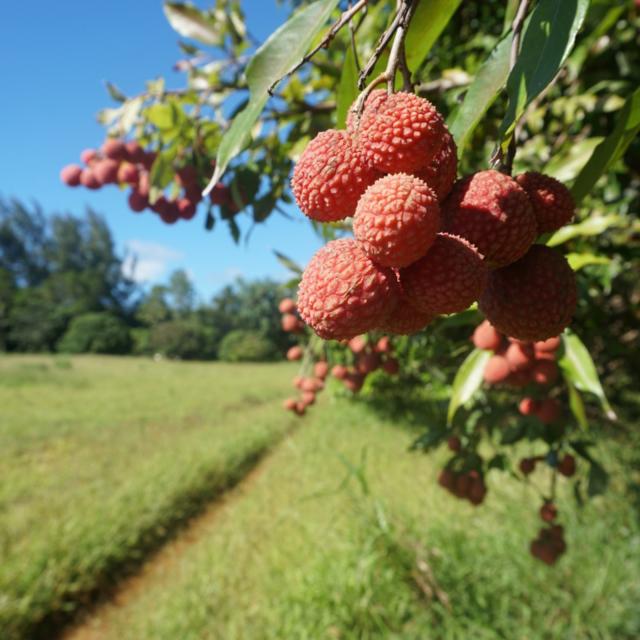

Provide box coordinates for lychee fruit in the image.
[80,149,98,165]
[534,398,561,424]
[515,172,575,234]
[80,169,100,190]
[535,336,561,353]
[379,299,435,335]
[297,239,399,340]
[557,454,576,477]
[301,391,316,406]
[415,131,458,201]
[343,371,365,393]
[353,173,440,268]
[281,314,302,333]
[447,436,461,452]
[399,233,488,315]
[93,159,119,185]
[438,468,455,491]
[331,364,348,380]
[375,336,392,354]
[356,352,380,375]
[382,357,399,375]
[472,320,503,351]
[102,138,127,160]
[484,354,511,384]
[128,190,148,212]
[505,341,534,372]
[540,502,558,523]
[287,346,303,361]
[314,361,329,379]
[479,245,577,342]
[291,129,381,222]
[531,360,559,386]
[519,458,536,475]
[443,170,537,267]
[355,91,447,173]
[283,398,297,411]
[60,164,83,186]
[124,140,145,163]
[519,397,538,416]
[348,335,367,354]
[278,298,297,314]
[177,198,197,220]
[118,162,139,185]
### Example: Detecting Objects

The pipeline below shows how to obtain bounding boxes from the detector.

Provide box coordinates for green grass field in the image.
[1,356,639,639]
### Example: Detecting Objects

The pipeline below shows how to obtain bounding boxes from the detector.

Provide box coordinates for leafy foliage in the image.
[57,312,132,354]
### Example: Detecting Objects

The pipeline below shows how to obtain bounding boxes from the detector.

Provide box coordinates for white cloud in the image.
[122,240,184,284]
[206,266,244,286]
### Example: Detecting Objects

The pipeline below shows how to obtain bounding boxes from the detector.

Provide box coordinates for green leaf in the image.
[204,0,340,195]
[559,331,616,419]
[228,218,240,244]
[163,2,224,46]
[149,152,176,200]
[447,348,491,425]
[273,250,303,275]
[106,81,127,103]
[571,88,640,203]
[546,213,624,246]
[147,104,177,129]
[447,32,511,150]
[500,422,526,445]
[543,137,604,183]
[497,0,590,147]
[566,377,589,429]
[566,252,610,271]
[336,44,358,129]
[405,0,463,71]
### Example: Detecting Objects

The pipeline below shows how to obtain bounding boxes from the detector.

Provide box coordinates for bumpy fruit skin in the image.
[535,336,561,353]
[379,300,434,335]
[355,91,447,173]
[516,172,575,234]
[102,138,127,160]
[93,159,119,185]
[60,164,83,186]
[297,239,399,340]
[354,174,440,268]
[443,170,537,267]
[415,131,458,201]
[479,245,577,342]
[291,129,381,222]
[117,162,139,185]
[400,233,488,315]
[505,341,534,372]
[472,320,503,351]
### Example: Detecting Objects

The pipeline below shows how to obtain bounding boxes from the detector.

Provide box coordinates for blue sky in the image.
[0,1,324,301]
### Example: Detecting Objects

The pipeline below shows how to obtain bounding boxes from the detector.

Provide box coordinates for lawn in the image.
[1,356,638,640]
[0,355,297,639]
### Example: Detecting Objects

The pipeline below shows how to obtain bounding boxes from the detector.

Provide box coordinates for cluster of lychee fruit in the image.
[330,335,400,393]
[292,89,577,343]
[61,138,240,225]
[437,444,487,506]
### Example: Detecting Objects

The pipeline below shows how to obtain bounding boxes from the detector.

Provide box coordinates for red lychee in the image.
[415,130,458,201]
[356,352,380,375]
[348,335,367,354]
[443,170,537,268]
[382,357,399,375]
[515,172,575,234]
[177,198,197,220]
[479,245,577,342]
[291,129,381,222]
[400,233,488,315]
[287,346,303,361]
[314,361,329,379]
[301,391,316,406]
[278,298,297,314]
[534,398,561,424]
[93,159,119,185]
[505,341,534,372]
[124,140,145,164]
[531,360,559,386]
[484,354,511,384]
[447,436,461,452]
[117,162,139,185]
[343,371,365,393]
[80,149,98,165]
[331,364,348,380]
[379,300,435,335]
[540,502,558,523]
[281,314,302,333]
[102,138,127,160]
[128,190,148,213]
[519,397,538,416]
[438,468,455,492]
[355,91,447,173]
[535,336,561,353]
[60,164,83,186]
[80,169,100,190]
[353,173,440,268]
[558,454,576,477]
[472,320,503,351]
[283,398,297,411]
[519,458,536,475]
[297,239,399,340]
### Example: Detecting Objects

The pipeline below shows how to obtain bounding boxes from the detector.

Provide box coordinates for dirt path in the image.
[59,432,294,640]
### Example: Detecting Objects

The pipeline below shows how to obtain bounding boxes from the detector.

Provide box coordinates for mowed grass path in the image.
[78,402,639,640]
[0,356,297,639]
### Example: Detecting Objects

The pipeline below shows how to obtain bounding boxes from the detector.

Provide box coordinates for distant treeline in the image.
[0,198,294,361]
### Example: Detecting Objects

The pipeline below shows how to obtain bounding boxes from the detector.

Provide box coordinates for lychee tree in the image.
[62,0,640,564]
